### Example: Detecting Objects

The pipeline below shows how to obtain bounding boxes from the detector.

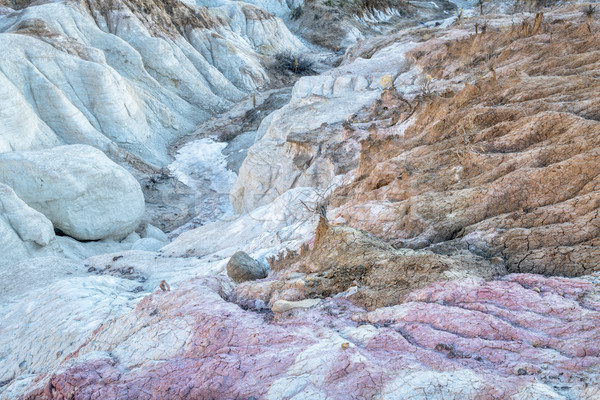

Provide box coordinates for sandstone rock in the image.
[227,251,268,283]
[0,183,54,247]
[230,39,421,213]
[234,221,505,310]
[4,5,600,400]
[0,145,145,241]
[152,87,293,233]
[0,249,240,397]
[289,0,456,50]
[162,186,321,260]
[0,275,143,394]
[12,273,600,399]
[325,9,600,277]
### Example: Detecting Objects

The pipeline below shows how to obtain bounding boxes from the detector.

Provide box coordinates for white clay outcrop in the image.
[0,145,145,241]
[0,0,306,166]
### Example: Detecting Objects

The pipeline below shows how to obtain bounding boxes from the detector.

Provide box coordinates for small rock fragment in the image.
[271,298,321,313]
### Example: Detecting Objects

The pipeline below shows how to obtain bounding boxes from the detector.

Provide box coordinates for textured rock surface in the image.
[327,8,600,277]
[0,183,60,266]
[230,37,424,212]
[0,145,145,240]
[12,273,600,399]
[0,188,322,398]
[141,87,294,233]
[233,219,505,310]
[3,3,600,400]
[226,250,268,283]
[0,0,306,166]
[290,0,457,50]
[163,186,322,259]
[0,250,229,397]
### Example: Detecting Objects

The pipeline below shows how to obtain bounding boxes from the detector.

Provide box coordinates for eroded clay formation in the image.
[1,1,600,399]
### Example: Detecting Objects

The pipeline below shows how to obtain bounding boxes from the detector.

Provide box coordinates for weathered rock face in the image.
[0,183,60,266]
[226,250,268,283]
[162,185,322,259]
[326,8,600,277]
[289,0,457,50]
[4,4,600,400]
[0,145,145,241]
[0,250,235,396]
[0,188,322,398]
[13,273,600,399]
[0,0,306,166]
[230,37,424,213]
[233,218,505,310]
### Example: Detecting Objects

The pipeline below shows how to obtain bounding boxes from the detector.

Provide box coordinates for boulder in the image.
[227,251,268,283]
[0,145,145,241]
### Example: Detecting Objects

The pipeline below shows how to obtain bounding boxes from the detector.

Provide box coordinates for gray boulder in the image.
[227,251,268,283]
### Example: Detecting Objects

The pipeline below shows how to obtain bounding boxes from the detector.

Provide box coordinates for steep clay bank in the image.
[330,6,600,276]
